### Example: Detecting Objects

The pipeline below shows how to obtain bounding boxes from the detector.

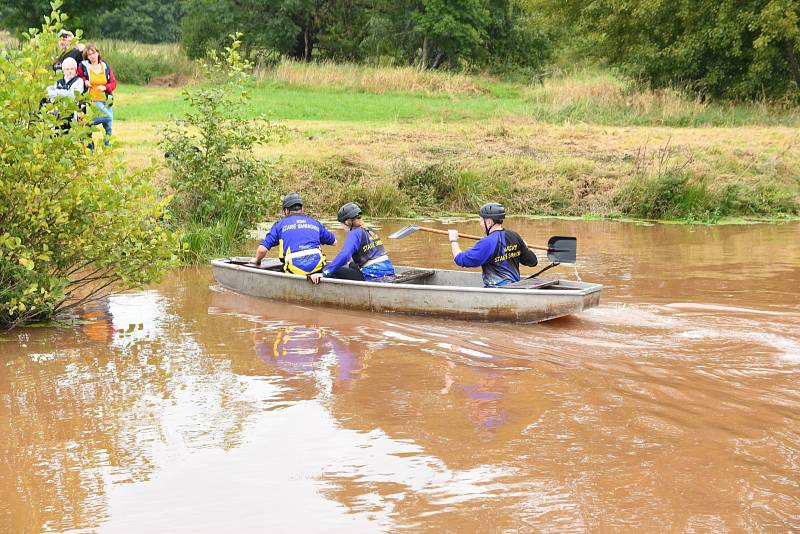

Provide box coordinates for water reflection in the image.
[208,289,551,525]
[254,322,360,388]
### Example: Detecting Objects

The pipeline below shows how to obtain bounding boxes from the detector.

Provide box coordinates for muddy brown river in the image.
[2,219,799,532]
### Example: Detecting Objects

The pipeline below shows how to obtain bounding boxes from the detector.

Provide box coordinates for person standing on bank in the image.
[447,203,538,287]
[46,57,85,131]
[252,193,337,275]
[78,43,116,147]
[308,202,395,284]
[53,30,85,73]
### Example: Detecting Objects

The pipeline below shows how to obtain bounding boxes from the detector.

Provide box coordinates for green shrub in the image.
[342,181,411,217]
[397,161,515,214]
[0,3,178,330]
[611,170,800,222]
[614,171,716,221]
[159,34,287,262]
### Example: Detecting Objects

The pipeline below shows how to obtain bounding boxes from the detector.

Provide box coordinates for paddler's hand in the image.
[448,229,462,258]
[308,273,324,284]
[248,258,260,266]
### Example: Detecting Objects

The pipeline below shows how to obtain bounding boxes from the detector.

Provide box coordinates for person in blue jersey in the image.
[251,192,337,275]
[308,202,395,284]
[447,203,538,287]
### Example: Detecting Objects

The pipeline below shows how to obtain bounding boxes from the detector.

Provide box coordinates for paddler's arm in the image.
[450,231,494,267]
[448,229,462,258]
[309,231,359,284]
[252,224,278,265]
[519,240,538,266]
[319,224,337,247]
[252,245,268,266]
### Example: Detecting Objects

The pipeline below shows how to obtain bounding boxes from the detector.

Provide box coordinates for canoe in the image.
[211,257,602,322]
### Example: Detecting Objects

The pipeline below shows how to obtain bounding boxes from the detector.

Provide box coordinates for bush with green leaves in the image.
[0,2,179,330]
[159,34,286,262]
[535,0,800,100]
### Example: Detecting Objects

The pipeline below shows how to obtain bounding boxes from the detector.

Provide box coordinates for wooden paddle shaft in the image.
[418,226,548,252]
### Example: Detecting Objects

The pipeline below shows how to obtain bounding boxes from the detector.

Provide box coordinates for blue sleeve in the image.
[454,236,495,268]
[323,229,361,276]
[260,220,281,249]
[319,223,337,246]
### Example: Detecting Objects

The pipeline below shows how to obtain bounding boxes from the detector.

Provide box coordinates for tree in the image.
[0,0,121,34]
[0,1,178,329]
[96,0,183,43]
[534,0,800,99]
[1,0,182,43]
[182,0,333,60]
[179,0,551,72]
[412,0,490,68]
[483,0,551,74]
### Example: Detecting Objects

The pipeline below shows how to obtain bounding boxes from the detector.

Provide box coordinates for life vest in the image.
[56,76,81,91]
[351,227,389,268]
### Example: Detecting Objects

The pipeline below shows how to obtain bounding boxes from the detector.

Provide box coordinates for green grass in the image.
[116,79,800,127]
[115,82,521,123]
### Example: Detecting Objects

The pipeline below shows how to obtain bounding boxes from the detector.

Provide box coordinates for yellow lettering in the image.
[494,250,521,263]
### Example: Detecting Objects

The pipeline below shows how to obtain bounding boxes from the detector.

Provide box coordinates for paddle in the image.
[388,225,577,264]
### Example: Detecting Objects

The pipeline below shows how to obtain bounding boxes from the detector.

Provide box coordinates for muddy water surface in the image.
[2,219,799,532]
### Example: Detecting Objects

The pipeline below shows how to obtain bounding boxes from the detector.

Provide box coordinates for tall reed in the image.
[94,39,198,85]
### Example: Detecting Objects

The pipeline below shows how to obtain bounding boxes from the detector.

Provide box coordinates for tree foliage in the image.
[1,0,182,43]
[0,2,178,329]
[180,0,552,72]
[97,0,183,43]
[534,0,800,99]
[1,0,115,34]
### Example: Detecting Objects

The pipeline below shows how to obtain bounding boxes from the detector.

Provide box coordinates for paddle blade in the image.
[547,236,577,264]
[388,225,421,239]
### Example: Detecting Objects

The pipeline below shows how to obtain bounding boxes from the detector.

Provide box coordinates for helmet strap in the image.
[483,218,495,236]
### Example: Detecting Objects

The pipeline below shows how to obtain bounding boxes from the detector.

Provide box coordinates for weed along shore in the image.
[112,63,800,225]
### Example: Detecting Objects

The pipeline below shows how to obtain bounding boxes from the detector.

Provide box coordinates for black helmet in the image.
[337,202,362,223]
[281,192,303,210]
[479,202,505,222]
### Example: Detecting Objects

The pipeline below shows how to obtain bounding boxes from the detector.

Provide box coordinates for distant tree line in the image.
[533,0,800,99]
[2,0,799,99]
[0,0,183,44]
[179,0,551,74]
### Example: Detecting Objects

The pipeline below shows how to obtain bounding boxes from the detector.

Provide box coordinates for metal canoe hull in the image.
[210,259,602,322]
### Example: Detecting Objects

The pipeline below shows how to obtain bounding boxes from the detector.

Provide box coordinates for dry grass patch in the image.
[260,60,488,96]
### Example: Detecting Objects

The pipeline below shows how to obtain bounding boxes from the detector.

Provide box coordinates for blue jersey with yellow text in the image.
[260,214,336,275]
[454,229,538,287]
[322,227,394,280]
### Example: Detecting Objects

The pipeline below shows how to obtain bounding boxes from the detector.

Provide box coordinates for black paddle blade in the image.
[388,225,421,239]
[547,236,577,264]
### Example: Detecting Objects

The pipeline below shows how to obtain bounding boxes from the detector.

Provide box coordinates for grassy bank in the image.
[110,61,799,225]
[117,62,800,127]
